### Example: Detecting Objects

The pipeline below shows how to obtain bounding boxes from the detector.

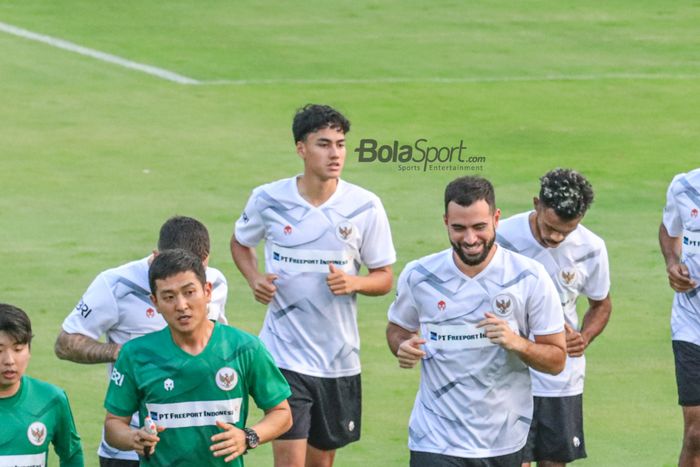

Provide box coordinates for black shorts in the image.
[521,395,586,463]
[410,449,523,467]
[277,368,361,450]
[673,340,700,406]
[99,457,139,467]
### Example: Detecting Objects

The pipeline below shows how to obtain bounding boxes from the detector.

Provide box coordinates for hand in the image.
[564,323,586,357]
[667,263,697,293]
[396,335,426,369]
[250,273,278,304]
[477,312,519,350]
[327,264,358,295]
[132,424,163,457]
[210,420,247,462]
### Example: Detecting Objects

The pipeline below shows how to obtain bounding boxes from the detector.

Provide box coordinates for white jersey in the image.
[387,247,564,458]
[61,255,228,460]
[663,169,700,346]
[235,177,396,378]
[497,212,610,397]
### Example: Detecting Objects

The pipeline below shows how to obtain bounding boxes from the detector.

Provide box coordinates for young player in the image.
[387,176,566,466]
[497,168,611,466]
[659,167,700,467]
[55,215,228,466]
[1,303,84,466]
[103,249,292,466]
[231,104,396,467]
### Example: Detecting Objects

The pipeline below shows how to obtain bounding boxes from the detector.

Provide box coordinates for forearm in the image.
[386,322,416,356]
[230,236,262,286]
[511,333,566,375]
[580,296,612,347]
[355,266,393,296]
[250,402,292,444]
[659,223,681,267]
[104,416,137,451]
[55,330,120,363]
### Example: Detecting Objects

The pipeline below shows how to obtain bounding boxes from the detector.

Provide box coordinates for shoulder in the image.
[121,328,168,354]
[98,257,149,287]
[23,376,68,402]
[249,178,296,201]
[338,180,383,205]
[496,246,548,276]
[568,224,606,250]
[400,250,451,281]
[205,266,227,285]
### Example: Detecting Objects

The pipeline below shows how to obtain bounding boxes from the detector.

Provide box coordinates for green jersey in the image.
[0,376,84,467]
[104,322,291,466]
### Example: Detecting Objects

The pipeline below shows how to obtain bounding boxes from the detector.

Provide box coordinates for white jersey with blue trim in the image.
[663,168,700,346]
[387,247,564,458]
[497,211,610,397]
[235,177,396,378]
[61,255,228,460]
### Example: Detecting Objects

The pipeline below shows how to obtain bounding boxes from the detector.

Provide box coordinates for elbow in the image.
[546,349,567,375]
[54,334,70,361]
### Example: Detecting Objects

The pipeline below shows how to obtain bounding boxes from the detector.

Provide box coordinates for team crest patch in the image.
[437,300,446,311]
[164,378,174,391]
[216,367,238,391]
[558,267,578,287]
[146,307,155,318]
[491,293,515,318]
[335,221,355,242]
[27,422,47,446]
[692,208,699,218]
[283,225,292,235]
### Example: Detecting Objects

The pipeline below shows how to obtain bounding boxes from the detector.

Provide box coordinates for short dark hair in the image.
[0,303,33,346]
[157,216,210,261]
[292,104,350,143]
[539,168,594,220]
[444,176,496,213]
[149,249,207,295]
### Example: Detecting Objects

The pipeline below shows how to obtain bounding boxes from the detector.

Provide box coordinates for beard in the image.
[451,235,496,267]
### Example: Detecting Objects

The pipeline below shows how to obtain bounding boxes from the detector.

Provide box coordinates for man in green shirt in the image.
[0,303,84,467]
[104,249,292,466]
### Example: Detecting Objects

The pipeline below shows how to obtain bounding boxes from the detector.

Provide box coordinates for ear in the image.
[204,282,213,303]
[532,197,540,211]
[150,293,159,309]
[296,140,306,160]
[493,208,501,228]
[443,213,448,226]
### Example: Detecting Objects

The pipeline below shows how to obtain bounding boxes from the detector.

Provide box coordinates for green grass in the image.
[1,1,698,465]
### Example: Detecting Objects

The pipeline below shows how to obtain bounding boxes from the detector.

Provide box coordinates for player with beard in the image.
[386,176,566,467]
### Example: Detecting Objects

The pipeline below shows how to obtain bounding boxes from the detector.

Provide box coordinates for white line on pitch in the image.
[0,20,199,84]
[198,73,700,86]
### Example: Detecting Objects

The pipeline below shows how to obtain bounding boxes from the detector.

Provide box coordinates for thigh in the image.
[526,395,586,463]
[673,340,700,406]
[307,374,362,450]
[276,369,313,440]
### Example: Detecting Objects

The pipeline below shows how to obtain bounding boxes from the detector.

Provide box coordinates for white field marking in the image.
[198,73,700,86]
[2,21,698,86]
[0,20,199,84]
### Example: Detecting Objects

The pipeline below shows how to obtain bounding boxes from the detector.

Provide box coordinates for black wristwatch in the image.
[243,427,260,452]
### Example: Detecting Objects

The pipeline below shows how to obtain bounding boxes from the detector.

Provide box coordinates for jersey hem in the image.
[408,438,526,458]
[276,365,361,379]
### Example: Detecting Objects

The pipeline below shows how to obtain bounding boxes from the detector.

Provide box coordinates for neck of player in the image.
[172,319,214,356]
[297,174,338,207]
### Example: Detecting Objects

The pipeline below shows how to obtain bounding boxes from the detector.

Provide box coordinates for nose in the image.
[0,350,15,366]
[462,229,478,245]
[174,294,188,311]
[549,231,565,243]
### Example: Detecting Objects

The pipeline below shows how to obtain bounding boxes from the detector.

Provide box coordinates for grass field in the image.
[1,1,699,465]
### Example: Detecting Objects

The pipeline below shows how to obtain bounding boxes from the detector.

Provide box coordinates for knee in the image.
[684,422,700,453]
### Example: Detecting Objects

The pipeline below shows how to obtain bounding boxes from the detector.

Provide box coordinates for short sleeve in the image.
[234,189,267,248]
[663,174,685,237]
[104,347,140,417]
[247,339,292,411]
[527,264,565,336]
[581,243,611,301]
[206,267,229,324]
[359,197,396,269]
[53,390,84,467]
[387,263,420,332]
[61,274,119,339]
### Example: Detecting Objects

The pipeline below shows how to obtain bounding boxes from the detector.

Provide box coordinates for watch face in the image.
[245,428,260,449]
